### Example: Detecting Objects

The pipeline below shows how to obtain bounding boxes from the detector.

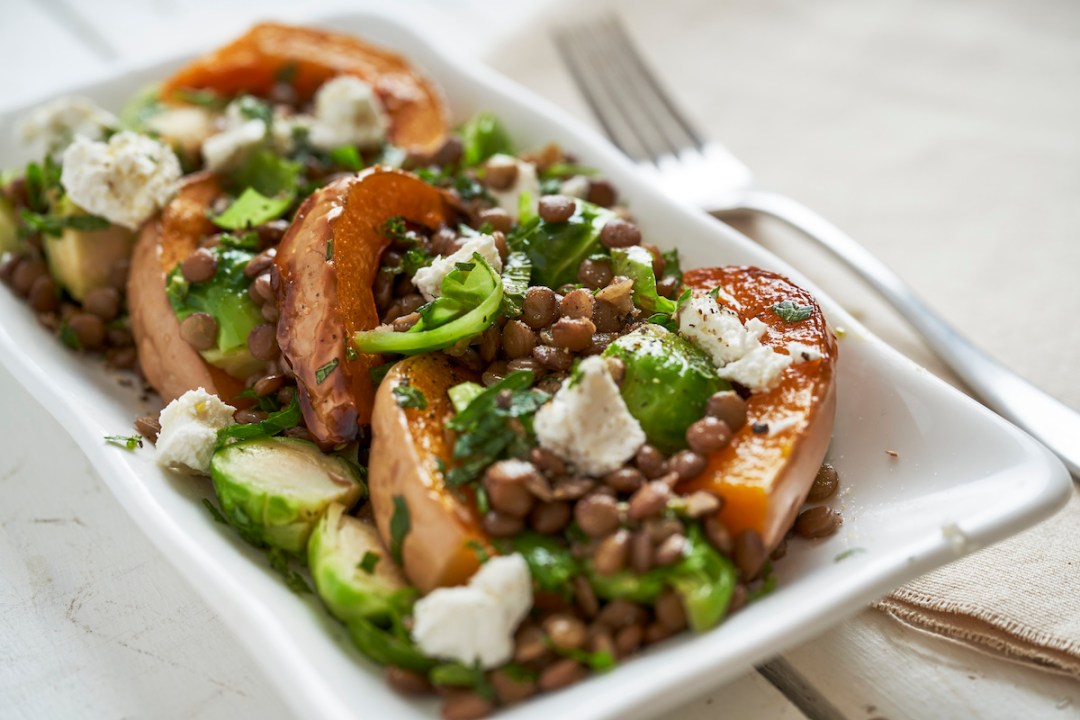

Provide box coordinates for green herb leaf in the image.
[459,111,513,167]
[329,145,364,171]
[834,547,867,563]
[58,321,82,350]
[215,397,302,448]
[369,360,395,386]
[315,358,339,385]
[219,232,261,251]
[230,148,301,199]
[507,532,579,594]
[500,251,531,317]
[210,187,293,230]
[267,547,312,595]
[447,381,486,414]
[661,248,682,284]
[547,641,617,672]
[202,498,228,524]
[539,162,599,179]
[20,209,110,238]
[174,88,228,110]
[275,62,299,85]
[389,495,410,566]
[771,300,813,323]
[326,237,334,261]
[611,245,676,315]
[104,434,143,450]
[429,662,496,699]
[511,200,615,288]
[380,215,409,242]
[392,383,428,410]
[359,550,381,574]
[465,539,491,564]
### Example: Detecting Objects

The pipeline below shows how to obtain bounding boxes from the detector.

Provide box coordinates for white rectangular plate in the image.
[0,11,1069,720]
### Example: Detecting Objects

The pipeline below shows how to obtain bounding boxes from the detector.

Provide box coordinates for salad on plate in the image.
[0,23,842,719]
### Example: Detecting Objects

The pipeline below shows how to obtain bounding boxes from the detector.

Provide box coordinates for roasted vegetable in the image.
[368,353,488,593]
[679,266,838,550]
[210,436,365,553]
[603,324,726,454]
[129,173,245,403]
[159,22,449,154]
[275,167,457,448]
[511,199,614,288]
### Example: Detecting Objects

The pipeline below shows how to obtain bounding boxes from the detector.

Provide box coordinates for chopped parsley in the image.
[20,210,110,238]
[215,397,302,448]
[359,550,381,574]
[218,231,261,251]
[104,434,143,450]
[465,539,491,564]
[389,495,410,565]
[210,187,293,230]
[315,358,339,385]
[380,215,409,242]
[834,547,867,563]
[771,300,813,323]
[392,382,428,410]
[267,547,312,595]
[329,145,364,171]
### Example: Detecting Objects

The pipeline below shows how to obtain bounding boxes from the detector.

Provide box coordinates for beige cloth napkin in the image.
[484,0,1080,682]
[876,489,1080,678]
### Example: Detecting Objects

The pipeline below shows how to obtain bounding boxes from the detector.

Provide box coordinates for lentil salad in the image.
[0,23,844,719]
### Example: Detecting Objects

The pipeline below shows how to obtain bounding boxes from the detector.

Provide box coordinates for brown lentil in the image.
[478,325,501,362]
[543,614,589,650]
[514,623,549,663]
[807,463,840,502]
[538,194,576,223]
[614,624,644,657]
[734,529,767,579]
[668,449,707,481]
[493,231,509,262]
[538,659,587,692]
[594,275,634,314]
[12,259,46,297]
[558,288,594,319]
[654,533,688,567]
[706,390,748,432]
[253,373,286,397]
[529,501,571,534]
[644,622,674,645]
[234,408,268,424]
[432,135,464,167]
[106,327,134,347]
[386,666,433,697]
[477,207,512,234]
[482,510,523,537]
[630,530,653,573]
[28,275,59,313]
[82,286,120,320]
[552,476,595,501]
[644,517,683,544]
[181,247,217,283]
[134,415,161,443]
[0,254,21,285]
[599,218,641,248]
[683,490,722,518]
[686,416,733,455]
[573,575,600,617]
[483,460,539,518]
[529,447,565,476]
[105,347,134,369]
[771,537,788,561]
[521,286,558,328]
[655,590,688,633]
[603,466,644,494]
[627,480,671,521]
[635,444,667,479]
[592,529,630,574]
[68,312,106,350]
[794,506,842,538]
[728,584,749,614]
[441,691,494,720]
[431,228,462,257]
[574,493,621,537]
[501,319,536,358]
[585,332,616,356]
[656,276,679,298]
[704,516,733,554]
[506,357,545,376]
[597,598,647,629]
[481,360,508,387]
[551,316,595,351]
[247,323,279,361]
[489,667,536,705]
[586,178,617,207]
[483,155,519,190]
[260,303,279,323]
[591,298,623,333]
[577,257,613,290]
[248,273,275,305]
[532,344,573,372]
[107,258,131,292]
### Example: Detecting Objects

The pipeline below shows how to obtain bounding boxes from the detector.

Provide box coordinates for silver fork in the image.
[554,16,1079,477]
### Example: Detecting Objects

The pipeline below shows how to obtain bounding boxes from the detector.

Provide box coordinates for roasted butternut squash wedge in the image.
[274,167,457,448]
[128,173,244,403]
[369,353,487,594]
[679,266,838,550]
[160,22,449,154]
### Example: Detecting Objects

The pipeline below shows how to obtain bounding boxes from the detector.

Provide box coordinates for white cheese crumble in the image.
[155,388,236,475]
[678,294,792,393]
[309,76,388,151]
[559,175,591,199]
[786,341,823,362]
[534,355,646,476]
[145,106,215,154]
[486,154,540,220]
[201,118,266,172]
[412,554,532,668]
[412,233,504,302]
[17,95,116,158]
[60,131,182,230]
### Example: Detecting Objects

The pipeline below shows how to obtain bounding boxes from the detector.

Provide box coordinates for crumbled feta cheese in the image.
[60,131,182,230]
[412,554,532,668]
[534,355,646,476]
[678,294,792,392]
[412,233,504,301]
[201,118,266,172]
[145,106,215,153]
[559,175,591,199]
[155,388,236,475]
[309,76,388,151]
[271,112,315,155]
[486,154,540,220]
[17,95,116,158]
[786,341,823,362]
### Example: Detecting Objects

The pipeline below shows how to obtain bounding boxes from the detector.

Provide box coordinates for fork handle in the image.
[714,189,1080,477]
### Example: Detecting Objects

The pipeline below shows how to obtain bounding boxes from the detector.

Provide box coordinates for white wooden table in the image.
[2,1,1078,718]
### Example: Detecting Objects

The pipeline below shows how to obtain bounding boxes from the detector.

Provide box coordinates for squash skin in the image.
[128,173,244,403]
[679,266,838,550]
[159,22,449,154]
[274,167,457,449]
[368,354,487,594]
